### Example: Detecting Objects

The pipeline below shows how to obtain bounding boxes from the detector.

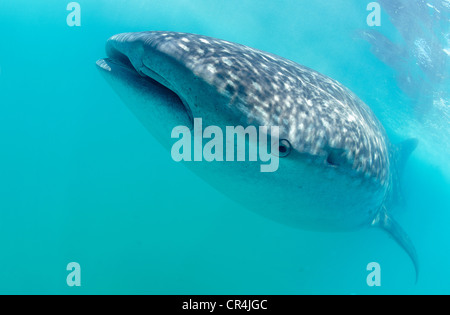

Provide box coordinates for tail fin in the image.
[372,208,419,284]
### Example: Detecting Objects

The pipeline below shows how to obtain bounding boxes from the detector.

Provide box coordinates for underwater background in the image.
[0,0,448,294]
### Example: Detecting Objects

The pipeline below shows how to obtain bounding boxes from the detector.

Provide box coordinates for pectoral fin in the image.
[372,208,419,284]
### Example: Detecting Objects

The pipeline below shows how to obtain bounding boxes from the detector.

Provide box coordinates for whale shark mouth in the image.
[96,48,194,128]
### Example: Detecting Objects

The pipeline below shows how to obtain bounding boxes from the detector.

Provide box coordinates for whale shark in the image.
[96,31,419,281]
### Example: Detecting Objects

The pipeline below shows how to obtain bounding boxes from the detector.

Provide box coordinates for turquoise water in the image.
[0,0,448,294]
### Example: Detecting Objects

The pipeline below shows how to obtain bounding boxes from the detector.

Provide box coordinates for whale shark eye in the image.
[278,139,292,158]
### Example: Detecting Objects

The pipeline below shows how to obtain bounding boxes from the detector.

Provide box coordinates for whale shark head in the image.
[98,31,391,180]
[97,31,419,281]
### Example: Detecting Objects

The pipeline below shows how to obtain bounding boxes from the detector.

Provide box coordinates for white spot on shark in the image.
[179,43,190,52]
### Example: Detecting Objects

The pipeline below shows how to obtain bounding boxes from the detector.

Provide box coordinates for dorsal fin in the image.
[391,138,419,207]
[395,138,419,179]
